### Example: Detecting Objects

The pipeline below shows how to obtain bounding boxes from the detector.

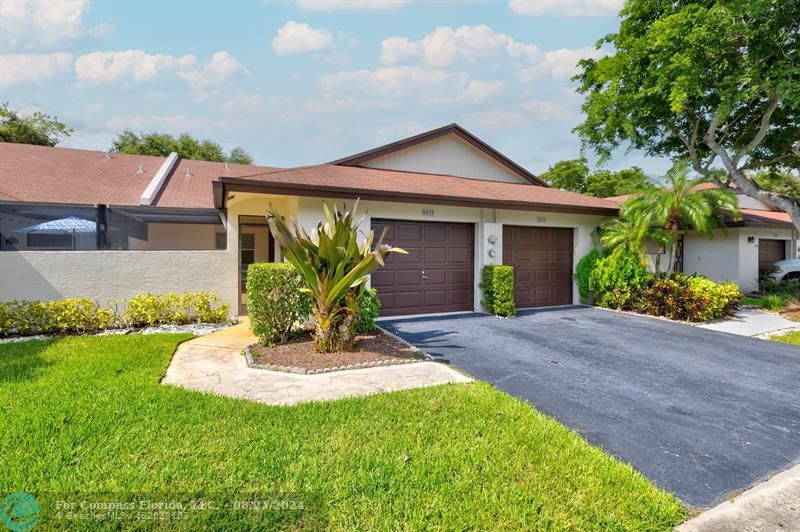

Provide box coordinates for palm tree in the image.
[600,215,674,272]
[623,162,739,274]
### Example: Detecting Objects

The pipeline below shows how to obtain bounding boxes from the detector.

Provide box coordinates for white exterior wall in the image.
[0,250,237,313]
[295,196,605,312]
[683,227,797,292]
[361,134,530,184]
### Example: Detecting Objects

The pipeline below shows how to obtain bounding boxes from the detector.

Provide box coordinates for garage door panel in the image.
[372,219,474,316]
[371,270,395,287]
[759,239,785,274]
[424,247,447,263]
[504,226,572,308]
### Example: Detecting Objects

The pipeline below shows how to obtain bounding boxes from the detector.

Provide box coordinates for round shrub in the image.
[247,262,312,346]
[353,287,381,334]
[575,249,602,302]
[588,253,650,309]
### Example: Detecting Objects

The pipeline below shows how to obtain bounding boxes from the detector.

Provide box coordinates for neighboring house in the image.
[608,184,800,293]
[0,124,618,316]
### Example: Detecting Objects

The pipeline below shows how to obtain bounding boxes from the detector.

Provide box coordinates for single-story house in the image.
[608,184,799,292]
[1,124,619,316]
[2,123,796,316]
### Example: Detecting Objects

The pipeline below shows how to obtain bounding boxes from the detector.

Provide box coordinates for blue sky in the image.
[0,0,673,176]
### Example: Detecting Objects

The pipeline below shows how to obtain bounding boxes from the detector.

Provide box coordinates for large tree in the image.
[539,157,652,197]
[0,103,73,146]
[110,130,254,164]
[574,0,800,229]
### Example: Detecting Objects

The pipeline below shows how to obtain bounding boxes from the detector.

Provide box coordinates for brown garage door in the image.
[370,220,473,316]
[759,239,786,275]
[503,226,573,308]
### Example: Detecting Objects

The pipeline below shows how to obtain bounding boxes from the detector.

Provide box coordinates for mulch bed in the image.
[248,329,425,373]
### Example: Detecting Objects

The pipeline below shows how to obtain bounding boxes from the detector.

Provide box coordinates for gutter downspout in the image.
[139,152,180,206]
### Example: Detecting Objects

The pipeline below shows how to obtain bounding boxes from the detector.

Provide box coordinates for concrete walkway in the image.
[162,319,472,406]
[677,463,800,532]
[697,309,800,337]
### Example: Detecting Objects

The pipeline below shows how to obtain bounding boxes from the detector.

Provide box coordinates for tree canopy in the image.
[539,157,653,197]
[0,103,73,147]
[110,131,254,164]
[574,0,800,229]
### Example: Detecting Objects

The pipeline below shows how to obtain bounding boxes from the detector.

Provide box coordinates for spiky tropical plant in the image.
[622,162,739,273]
[600,216,674,273]
[267,200,406,353]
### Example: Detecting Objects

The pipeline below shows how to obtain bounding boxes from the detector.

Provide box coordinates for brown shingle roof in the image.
[0,142,278,209]
[219,164,619,215]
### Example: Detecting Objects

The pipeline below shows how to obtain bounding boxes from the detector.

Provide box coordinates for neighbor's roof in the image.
[216,164,619,215]
[0,142,278,209]
[738,208,793,226]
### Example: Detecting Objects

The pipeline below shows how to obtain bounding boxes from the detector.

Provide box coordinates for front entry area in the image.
[503,226,573,308]
[370,219,474,316]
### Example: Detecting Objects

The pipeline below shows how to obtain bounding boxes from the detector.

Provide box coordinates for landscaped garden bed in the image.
[246,329,424,374]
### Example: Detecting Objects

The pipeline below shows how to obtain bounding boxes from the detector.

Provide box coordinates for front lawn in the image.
[770,330,800,345]
[0,335,685,529]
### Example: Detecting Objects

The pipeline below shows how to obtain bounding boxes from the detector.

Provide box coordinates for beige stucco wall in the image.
[128,223,221,251]
[361,134,530,185]
[0,250,238,314]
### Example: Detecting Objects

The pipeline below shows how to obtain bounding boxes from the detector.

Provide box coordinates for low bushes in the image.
[0,292,229,337]
[247,263,312,346]
[125,292,229,327]
[578,250,741,322]
[575,249,601,302]
[480,265,515,317]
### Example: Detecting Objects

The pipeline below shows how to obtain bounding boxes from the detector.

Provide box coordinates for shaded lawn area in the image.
[0,335,685,530]
[771,330,800,345]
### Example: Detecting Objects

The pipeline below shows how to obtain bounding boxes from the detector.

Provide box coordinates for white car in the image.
[770,259,800,282]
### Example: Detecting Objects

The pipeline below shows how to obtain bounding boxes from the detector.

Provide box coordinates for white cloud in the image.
[86,102,105,113]
[381,25,538,67]
[464,80,506,104]
[177,51,249,89]
[516,47,605,81]
[0,52,73,87]
[272,21,333,55]
[375,122,427,144]
[74,50,196,84]
[521,100,573,121]
[221,93,264,112]
[100,114,210,133]
[0,0,111,48]
[322,66,468,99]
[462,108,527,130]
[509,0,623,17]
[295,0,408,11]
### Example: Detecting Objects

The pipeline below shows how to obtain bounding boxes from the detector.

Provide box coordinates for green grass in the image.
[0,335,685,530]
[770,330,800,345]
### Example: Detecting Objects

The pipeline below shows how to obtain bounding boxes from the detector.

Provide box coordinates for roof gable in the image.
[331,124,547,186]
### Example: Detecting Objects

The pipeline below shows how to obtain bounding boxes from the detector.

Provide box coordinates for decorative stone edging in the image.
[0,322,234,345]
[243,326,431,375]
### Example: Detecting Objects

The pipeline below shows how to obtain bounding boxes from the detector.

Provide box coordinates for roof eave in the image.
[216,177,617,216]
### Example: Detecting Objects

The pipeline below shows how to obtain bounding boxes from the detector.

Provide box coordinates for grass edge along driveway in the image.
[0,334,686,530]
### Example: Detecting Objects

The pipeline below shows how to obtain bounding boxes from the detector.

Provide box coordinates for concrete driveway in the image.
[380,306,800,508]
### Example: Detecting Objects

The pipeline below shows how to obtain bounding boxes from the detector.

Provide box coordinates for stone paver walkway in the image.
[162,319,472,405]
[697,309,800,337]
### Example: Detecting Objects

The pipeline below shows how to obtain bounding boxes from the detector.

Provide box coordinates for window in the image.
[0,203,100,251]
[0,203,227,251]
[107,206,225,251]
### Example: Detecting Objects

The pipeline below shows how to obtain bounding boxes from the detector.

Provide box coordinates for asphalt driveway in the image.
[381,306,800,508]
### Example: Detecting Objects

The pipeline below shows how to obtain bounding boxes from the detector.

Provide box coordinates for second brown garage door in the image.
[370,220,474,316]
[503,226,573,308]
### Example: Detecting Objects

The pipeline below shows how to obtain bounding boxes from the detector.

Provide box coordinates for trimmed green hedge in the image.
[247,262,312,346]
[480,265,515,317]
[0,292,229,337]
[125,292,228,326]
